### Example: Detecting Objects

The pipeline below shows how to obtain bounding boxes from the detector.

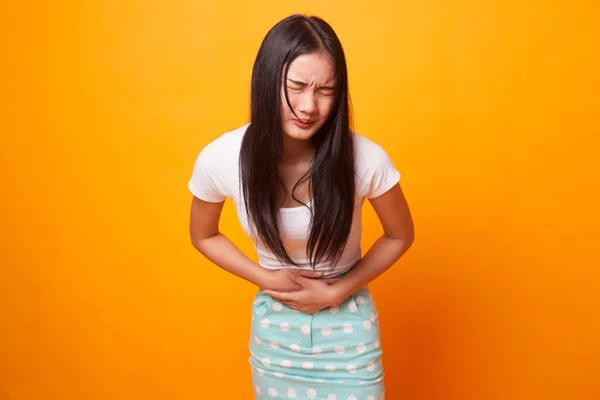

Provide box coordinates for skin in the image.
[280,52,335,158]
[189,51,414,313]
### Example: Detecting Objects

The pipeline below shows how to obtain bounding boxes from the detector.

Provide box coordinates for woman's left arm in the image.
[263,183,414,313]
[328,183,415,304]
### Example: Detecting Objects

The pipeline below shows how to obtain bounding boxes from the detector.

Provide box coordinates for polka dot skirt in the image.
[249,286,385,399]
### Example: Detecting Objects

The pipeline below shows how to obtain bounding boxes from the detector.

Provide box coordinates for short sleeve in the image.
[367,147,401,199]
[188,144,229,203]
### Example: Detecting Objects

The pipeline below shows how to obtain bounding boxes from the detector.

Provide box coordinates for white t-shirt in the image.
[188,124,401,278]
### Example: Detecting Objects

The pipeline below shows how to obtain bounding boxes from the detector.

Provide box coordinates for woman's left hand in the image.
[262,270,343,314]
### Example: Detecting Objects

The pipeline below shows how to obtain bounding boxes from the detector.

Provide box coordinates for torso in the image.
[188,123,400,276]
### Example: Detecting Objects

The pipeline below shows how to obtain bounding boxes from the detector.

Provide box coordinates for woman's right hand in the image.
[262,270,339,292]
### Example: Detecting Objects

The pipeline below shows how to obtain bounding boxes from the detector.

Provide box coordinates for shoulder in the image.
[191,123,248,178]
[189,124,248,201]
[353,132,391,170]
[198,123,248,160]
[352,132,401,199]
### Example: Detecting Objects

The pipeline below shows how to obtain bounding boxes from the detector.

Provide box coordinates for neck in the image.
[281,135,315,163]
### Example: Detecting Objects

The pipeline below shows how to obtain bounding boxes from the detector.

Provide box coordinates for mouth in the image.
[293,119,314,128]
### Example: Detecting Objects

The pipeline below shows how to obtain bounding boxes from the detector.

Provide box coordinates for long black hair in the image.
[240,14,355,268]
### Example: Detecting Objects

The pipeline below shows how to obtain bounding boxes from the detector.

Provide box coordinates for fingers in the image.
[284,271,310,288]
[281,301,298,311]
[287,270,339,283]
[262,290,298,302]
[292,270,323,278]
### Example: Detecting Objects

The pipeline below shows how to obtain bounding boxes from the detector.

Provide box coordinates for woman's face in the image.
[280,51,336,141]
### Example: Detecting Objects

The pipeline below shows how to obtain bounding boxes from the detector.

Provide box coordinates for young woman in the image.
[189,14,414,400]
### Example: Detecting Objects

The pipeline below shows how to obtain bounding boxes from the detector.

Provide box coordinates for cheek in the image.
[281,103,294,119]
[319,98,334,119]
[280,92,297,116]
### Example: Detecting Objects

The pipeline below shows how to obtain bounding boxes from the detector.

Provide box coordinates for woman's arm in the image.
[189,196,327,291]
[329,183,414,303]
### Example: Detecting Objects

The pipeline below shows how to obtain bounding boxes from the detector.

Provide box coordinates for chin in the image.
[283,130,315,142]
[282,122,321,141]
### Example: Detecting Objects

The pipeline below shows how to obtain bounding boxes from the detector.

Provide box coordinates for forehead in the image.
[286,52,335,84]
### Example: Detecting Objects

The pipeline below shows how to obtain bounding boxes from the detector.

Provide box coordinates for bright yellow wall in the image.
[2,1,599,399]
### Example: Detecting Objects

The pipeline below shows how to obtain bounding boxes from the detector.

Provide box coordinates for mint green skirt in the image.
[248,286,385,399]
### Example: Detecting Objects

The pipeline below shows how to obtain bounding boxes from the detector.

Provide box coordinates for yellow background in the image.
[2,1,599,399]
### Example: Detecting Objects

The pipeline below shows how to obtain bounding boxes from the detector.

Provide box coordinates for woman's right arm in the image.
[189,196,324,291]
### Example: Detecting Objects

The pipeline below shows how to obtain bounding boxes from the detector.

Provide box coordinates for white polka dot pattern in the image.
[250,287,384,398]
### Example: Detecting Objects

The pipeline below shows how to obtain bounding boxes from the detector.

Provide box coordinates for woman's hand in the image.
[262,269,340,293]
[262,270,343,314]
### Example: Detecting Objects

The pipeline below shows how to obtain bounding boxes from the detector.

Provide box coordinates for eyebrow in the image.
[287,78,335,91]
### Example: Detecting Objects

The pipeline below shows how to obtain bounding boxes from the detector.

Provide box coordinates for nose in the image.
[297,91,317,117]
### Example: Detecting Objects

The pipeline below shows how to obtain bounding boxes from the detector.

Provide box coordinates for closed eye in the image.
[287,79,335,95]
[287,79,307,89]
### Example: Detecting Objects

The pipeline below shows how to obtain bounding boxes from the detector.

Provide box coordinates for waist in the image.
[261,262,358,279]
